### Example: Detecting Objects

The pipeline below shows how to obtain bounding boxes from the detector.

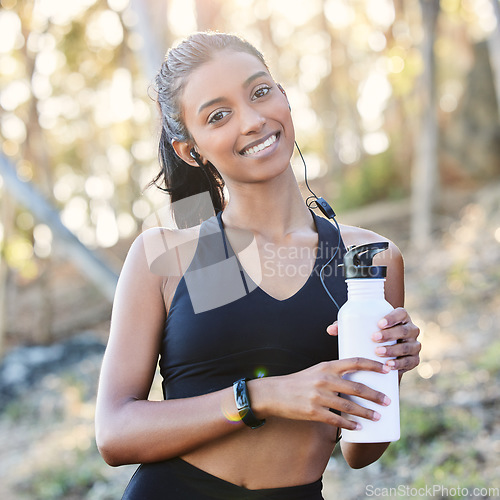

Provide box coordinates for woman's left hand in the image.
[326,307,421,374]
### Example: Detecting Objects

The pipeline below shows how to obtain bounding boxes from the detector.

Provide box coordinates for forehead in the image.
[181,50,270,114]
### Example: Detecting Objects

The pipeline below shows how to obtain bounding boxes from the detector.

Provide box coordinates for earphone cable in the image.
[295,141,342,310]
[319,212,341,311]
[295,141,319,200]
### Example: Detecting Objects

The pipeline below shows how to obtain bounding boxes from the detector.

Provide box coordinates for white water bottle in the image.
[338,242,400,443]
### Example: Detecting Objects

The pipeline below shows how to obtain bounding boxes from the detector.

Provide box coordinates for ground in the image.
[1,184,499,500]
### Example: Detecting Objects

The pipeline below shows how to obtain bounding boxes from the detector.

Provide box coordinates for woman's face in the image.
[178,50,295,186]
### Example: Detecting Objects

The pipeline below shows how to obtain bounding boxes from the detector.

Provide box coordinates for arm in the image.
[95,230,413,467]
[95,230,245,466]
[327,241,421,469]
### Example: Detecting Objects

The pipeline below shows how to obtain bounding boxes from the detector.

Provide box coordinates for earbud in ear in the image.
[190,148,206,167]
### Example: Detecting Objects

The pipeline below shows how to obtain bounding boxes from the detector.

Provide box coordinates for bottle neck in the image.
[346,279,386,300]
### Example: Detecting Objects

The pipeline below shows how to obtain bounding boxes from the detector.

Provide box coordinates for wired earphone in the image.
[189,91,343,310]
[278,83,343,310]
[294,142,342,311]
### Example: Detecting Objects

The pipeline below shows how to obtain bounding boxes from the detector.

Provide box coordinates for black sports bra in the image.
[159,210,347,399]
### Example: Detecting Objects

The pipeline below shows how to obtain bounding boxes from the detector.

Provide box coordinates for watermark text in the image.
[366,484,500,498]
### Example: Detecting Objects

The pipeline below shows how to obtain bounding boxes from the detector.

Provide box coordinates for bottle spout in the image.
[343,242,389,279]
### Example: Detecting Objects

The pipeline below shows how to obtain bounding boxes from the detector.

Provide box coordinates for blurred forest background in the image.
[0,0,499,499]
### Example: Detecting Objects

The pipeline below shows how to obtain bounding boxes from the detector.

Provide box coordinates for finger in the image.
[372,322,418,343]
[385,354,420,373]
[378,307,409,329]
[321,407,361,431]
[375,340,421,359]
[326,322,338,336]
[337,417,363,431]
[333,378,390,408]
[317,392,383,425]
[334,395,382,423]
[335,416,362,431]
[335,357,391,375]
[297,392,360,430]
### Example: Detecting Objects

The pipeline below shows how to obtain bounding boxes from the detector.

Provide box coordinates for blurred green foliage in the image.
[1,0,498,282]
[336,148,404,210]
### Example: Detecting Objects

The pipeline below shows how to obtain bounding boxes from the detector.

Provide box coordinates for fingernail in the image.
[355,423,362,430]
[382,364,391,373]
[378,318,388,328]
[372,411,381,421]
[387,360,396,368]
[375,347,386,355]
[383,396,391,406]
[372,332,383,341]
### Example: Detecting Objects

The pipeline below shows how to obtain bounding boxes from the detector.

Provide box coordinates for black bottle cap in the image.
[343,242,389,279]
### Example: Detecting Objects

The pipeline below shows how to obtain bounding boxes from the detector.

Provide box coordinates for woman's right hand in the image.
[249,358,391,431]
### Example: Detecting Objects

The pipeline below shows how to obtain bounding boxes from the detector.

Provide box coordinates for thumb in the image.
[326,321,338,336]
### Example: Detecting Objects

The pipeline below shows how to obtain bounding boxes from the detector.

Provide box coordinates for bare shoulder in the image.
[337,222,390,247]
[122,226,200,281]
[337,222,403,267]
[336,222,405,307]
[127,224,202,278]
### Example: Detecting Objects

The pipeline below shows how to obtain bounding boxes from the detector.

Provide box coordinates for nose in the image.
[239,104,266,135]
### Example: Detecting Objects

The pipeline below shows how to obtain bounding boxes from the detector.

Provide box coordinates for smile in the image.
[240,133,279,156]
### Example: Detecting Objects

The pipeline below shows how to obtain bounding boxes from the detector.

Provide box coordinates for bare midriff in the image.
[181,418,338,489]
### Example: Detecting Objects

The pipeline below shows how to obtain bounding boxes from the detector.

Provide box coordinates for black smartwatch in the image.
[233,378,266,429]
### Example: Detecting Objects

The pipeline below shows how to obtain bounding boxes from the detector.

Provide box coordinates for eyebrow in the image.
[243,70,269,88]
[197,71,270,115]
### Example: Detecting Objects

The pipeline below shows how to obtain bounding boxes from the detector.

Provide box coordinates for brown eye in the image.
[252,86,271,100]
[208,110,230,124]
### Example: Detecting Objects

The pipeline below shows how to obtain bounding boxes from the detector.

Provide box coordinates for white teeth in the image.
[242,134,277,156]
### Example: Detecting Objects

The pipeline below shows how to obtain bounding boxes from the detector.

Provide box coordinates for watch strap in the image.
[233,378,266,429]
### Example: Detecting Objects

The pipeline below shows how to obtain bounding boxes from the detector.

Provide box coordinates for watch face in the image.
[234,379,250,411]
[233,379,266,429]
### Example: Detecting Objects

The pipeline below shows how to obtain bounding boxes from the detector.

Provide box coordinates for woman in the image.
[95,32,421,499]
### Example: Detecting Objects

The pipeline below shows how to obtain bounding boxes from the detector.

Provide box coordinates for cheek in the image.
[281,110,295,147]
[207,133,235,158]
[197,132,238,168]
[190,123,231,153]
[276,102,294,138]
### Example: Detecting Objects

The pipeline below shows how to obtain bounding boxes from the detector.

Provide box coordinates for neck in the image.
[221,166,314,240]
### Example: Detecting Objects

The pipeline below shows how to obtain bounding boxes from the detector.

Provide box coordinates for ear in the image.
[172,140,205,167]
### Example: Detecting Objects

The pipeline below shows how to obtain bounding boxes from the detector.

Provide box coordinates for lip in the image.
[239,131,280,156]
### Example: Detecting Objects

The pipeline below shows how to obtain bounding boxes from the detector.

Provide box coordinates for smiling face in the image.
[175,50,295,187]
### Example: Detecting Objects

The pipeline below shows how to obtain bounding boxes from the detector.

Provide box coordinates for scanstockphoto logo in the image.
[139,191,344,313]
[365,484,500,498]
[140,192,261,314]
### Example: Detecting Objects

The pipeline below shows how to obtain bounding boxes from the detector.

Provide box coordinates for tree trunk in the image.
[130,0,170,79]
[411,0,440,249]
[488,0,500,120]
[0,155,119,303]
[0,190,15,357]
[20,24,56,342]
